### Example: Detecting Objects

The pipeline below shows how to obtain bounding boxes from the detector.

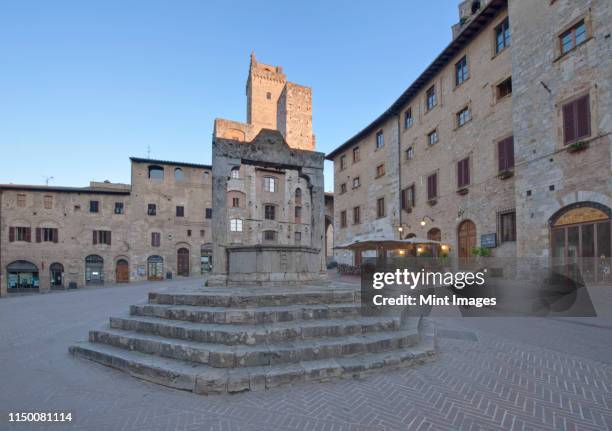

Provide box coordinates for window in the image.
[147,204,156,216]
[10,227,31,242]
[148,165,164,180]
[353,206,360,224]
[352,177,360,188]
[499,211,516,242]
[93,230,111,245]
[376,164,385,178]
[426,86,437,111]
[562,94,591,144]
[427,173,438,201]
[266,92,272,100]
[376,131,384,149]
[203,171,210,180]
[340,183,347,194]
[496,77,512,100]
[406,146,414,161]
[457,107,471,127]
[404,108,413,129]
[187,230,192,237]
[231,167,240,179]
[263,230,276,242]
[376,197,386,218]
[560,20,586,55]
[40,227,58,243]
[295,188,302,205]
[455,56,469,86]
[264,204,276,220]
[340,155,347,170]
[264,177,277,192]
[427,129,438,146]
[176,205,185,217]
[200,230,205,237]
[457,157,470,188]
[353,147,360,163]
[114,202,124,214]
[340,210,347,228]
[401,185,415,210]
[232,197,240,208]
[295,206,302,222]
[206,208,212,219]
[230,219,243,232]
[17,194,26,208]
[151,232,161,247]
[295,231,301,244]
[498,136,515,172]
[89,200,99,213]
[495,17,510,54]
[174,168,184,181]
[43,195,53,209]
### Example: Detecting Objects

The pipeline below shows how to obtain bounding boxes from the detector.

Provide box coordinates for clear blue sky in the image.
[0,0,458,192]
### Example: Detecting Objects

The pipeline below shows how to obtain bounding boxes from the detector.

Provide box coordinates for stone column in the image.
[303,166,326,275]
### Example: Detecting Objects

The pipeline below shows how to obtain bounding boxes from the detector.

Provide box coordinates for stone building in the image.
[0,158,213,296]
[327,0,611,277]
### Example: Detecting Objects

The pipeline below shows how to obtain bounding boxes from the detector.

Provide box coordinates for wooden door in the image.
[458,220,476,258]
[177,248,190,277]
[115,260,129,283]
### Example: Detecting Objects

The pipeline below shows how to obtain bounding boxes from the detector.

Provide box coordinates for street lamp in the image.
[420,216,434,226]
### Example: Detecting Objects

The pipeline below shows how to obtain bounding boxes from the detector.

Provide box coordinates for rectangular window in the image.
[12,227,31,242]
[562,94,591,144]
[295,206,302,223]
[457,107,471,127]
[406,146,414,161]
[353,147,360,163]
[89,200,99,213]
[114,202,124,214]
[376,197,386,218]
[147,204,156,216]
[353,206,360,224]
[340,210,347,228]
[495,17,510,54]
[340,155,347,170]
[499,211,516,242]
[200,230,205,237]
[498,136,515,172]
[427,173,438,201]
[352,177,360,188]
[93,230,111,245]
[295,231,301,244]
[496,77,512,100]
[376,164,385,178]
[404,108,413,129]
[264,177,277,192]
[457,157,470,188]
[43,195,53,209]
[41,227,58,243]
[560,20,586,55]
[264,204,276,220]
[427,129,438,146]
[151,232,161,247]
[232,197,240,208]
[206,208,212,219]
[376,130,384,149]
[263,231,276,242]
[455,56,469,86]
[401,185,415,210]
[426,86,437,111]
[230,219,243,232]
[340,183,347,194]
[176,205,185,217]
[17,194,26,208]
[187,229,192,237]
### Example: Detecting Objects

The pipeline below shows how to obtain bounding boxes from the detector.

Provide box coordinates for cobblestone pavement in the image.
[0,278,611,431]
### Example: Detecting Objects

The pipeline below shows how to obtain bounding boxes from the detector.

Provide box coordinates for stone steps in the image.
[89,325,420,367]
[70,319,436,394]
[130,302,361,325]
[109,315,400,346]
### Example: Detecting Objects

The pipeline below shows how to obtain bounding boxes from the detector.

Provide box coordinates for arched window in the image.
[405,233,417,239]
[471,1,481,14]
[7,260,39,290]
[231,167,240,179]
[174,168,184,181]
[427,228,441,242]
[148,165,164,180]
[295,188,302,205]
[203,171,210,181]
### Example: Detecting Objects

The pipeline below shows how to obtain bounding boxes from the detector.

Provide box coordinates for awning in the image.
[335,237,443,250]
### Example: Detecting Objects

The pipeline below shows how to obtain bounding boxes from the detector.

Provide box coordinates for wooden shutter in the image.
[464,159,470,186]
[53,228,59,243]
[108,231,111,245]
[428,174,437,199]
[498,137,514,171]
[93,231,98,245]
[25,227,31,242]
[9,227,15,242]
[401,189,406,210]
[36,227,42,243]
[563,102,576,144]
[576,95,591,139]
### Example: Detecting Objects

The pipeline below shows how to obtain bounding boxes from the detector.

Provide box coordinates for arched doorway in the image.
[50,263,64,289]
[115,259,129,283]
[147,256,164,281]
[177,248,190,277]
[85,255,104,285]
[7,261,39,292]
[458,220,476,258]
[550,202,611,283]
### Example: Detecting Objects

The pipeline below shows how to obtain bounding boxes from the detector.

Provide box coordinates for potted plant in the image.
[567,140,589,153]
[457,187,469,195]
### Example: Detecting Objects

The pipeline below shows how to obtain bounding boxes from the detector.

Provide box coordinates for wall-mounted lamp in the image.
[398,250,405,256]
[416,246,424,254]
[398,226,404,233]
[441,244,449,252]
[420,216,435,226]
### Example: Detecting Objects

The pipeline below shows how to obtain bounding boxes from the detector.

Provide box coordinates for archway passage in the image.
[7,260,39,292]
[50,262,64,289]
[177,248,190,277]
[85,255,104,285]
[147,256,164,281]
[458,220,476,258]
[550,202,611,283]
[115,259,129,283]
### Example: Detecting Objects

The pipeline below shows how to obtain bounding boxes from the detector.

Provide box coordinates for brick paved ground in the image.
[0,277,611,431]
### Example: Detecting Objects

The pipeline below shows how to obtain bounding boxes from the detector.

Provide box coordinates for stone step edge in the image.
[89,326,421,368]
[69,331,436,395]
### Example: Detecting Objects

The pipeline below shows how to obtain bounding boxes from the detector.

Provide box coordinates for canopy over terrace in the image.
[335,236,449,263]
